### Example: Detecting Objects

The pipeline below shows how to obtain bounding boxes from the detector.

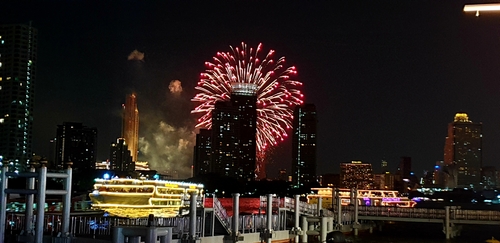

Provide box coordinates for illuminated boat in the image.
[307,188,417,208]
[89,178,204,218]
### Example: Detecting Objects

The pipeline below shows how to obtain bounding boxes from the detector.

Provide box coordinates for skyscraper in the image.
[193,129,212,177]
[292,103,317,188]
[210,83,257,181]
[444,112,482,188]
[397,156,412,180]
[340,161,373,189]
[122,93,139,162]
[110,138,134,172]
[0,24,37,170]
[55,122,97,170]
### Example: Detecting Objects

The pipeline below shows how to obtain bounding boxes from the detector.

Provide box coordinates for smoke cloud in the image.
[136,78,196,179]
[139,121,195,179]
[128,49,145,61]
[169,80,183,95]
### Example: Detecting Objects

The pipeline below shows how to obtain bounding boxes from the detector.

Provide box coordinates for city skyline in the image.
[3,1,500,178]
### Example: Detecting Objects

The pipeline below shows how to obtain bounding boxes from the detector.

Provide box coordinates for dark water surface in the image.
[345,222,500,243]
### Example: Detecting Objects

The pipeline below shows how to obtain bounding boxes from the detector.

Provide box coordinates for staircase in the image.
[212,196,232,234]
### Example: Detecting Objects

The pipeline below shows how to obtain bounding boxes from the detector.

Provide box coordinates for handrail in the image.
[212,195,231,234]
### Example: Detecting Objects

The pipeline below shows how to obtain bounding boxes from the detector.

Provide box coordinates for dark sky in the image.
[3,1,500,178]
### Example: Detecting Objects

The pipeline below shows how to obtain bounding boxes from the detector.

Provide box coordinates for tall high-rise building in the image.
[122,93,139,162]
[340,161,374,189]
[381,159,389,173]
[55,122,97,170]
[292,103,317,188]
[0,24,38,170]
[110,138,134,172]
[443,112,482,188]
[210,83,257,182]
[397,156,412,180]
[193,129,212,177]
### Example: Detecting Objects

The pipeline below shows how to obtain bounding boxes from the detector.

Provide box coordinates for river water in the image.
[344,222,500,243]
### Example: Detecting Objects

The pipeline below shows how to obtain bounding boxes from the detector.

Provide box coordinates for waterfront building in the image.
[55,122,97,170]
[397,156,412,180]
[122,93,139,162]
[433,160,446,188]
[0,24,37,170]
[292,103,318,188]
[482,166,498,189]
[340,161,373,189]
[210,83,257,182]
[443,112,482,188]
[193,128,212,177]
[109,138,134,172]
[373,172,395,190]
[421,170,434,187]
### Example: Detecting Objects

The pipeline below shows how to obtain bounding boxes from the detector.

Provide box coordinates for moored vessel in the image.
[89,178,204,218]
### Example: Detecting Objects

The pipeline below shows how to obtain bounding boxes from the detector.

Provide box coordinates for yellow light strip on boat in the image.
[96,192,154,196]
[92,204,180,208]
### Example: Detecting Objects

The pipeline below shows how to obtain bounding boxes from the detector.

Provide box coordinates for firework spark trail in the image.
[191,42,304,153]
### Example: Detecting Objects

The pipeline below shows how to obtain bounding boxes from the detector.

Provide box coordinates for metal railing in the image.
[5,213,202,239]
[345,206,500,222]
[212,195,231,234]
[260,196,318,215]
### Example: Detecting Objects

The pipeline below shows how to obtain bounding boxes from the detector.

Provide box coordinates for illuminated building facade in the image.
[193,129,211,177]
[374,173,395,190]
[292,104,317,187]
[340,161,373,189]
[443,112,482,188]
[210,83,257,182]
[55,122,97,170]
[0,24,37,170]
[122,93,139,162]
[110,138,134,172]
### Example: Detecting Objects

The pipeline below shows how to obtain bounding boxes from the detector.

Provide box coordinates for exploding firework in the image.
[191,42,304,153]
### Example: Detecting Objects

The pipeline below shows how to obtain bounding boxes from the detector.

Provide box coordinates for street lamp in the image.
[464,3,500,16]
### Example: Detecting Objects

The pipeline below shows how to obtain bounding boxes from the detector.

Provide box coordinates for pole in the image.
[232,193,240,240]
[320,216,327,242]
[294,195,300,243]
[0,164,8,243]
[190,191,198,239]
[317,196,322,216]
[353,188,359,236]
[301,216,308,243]
[350,188,355,205]
[336,188,342,226]
[62,162,73,235]
[211,194,215,236]
[25,165,35,234]
[266,194,273,243]
[35,162,48,243]
[445,206,450,239]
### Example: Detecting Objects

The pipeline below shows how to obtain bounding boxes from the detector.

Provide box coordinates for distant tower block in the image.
[122,93,139,162]
[443,112,482,188]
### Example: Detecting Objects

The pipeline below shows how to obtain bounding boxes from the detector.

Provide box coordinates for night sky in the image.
[3,1,500,178]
